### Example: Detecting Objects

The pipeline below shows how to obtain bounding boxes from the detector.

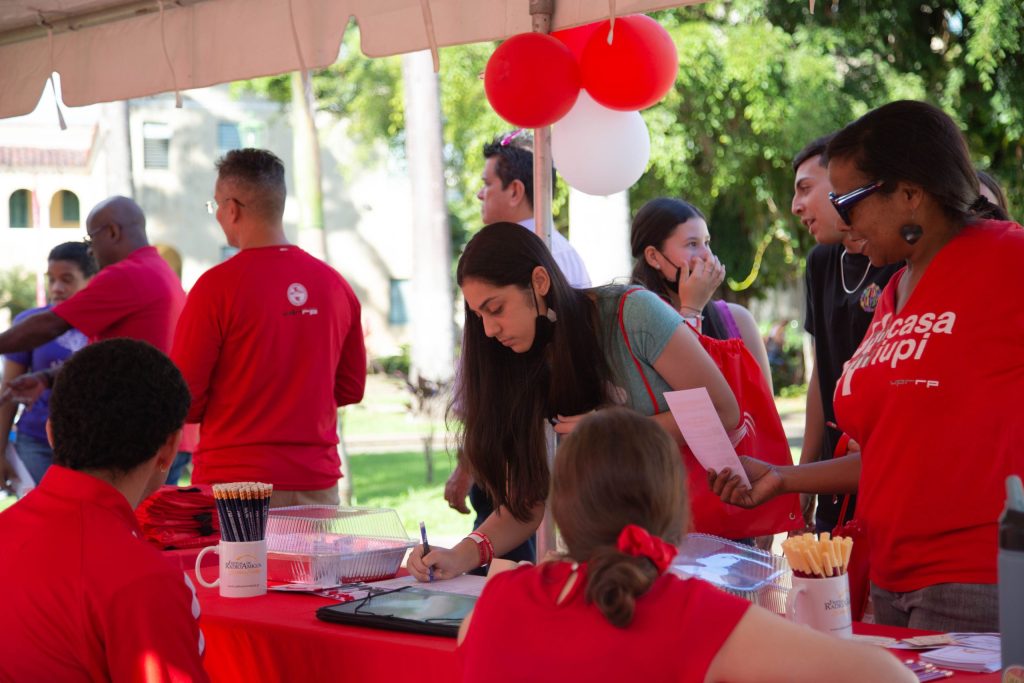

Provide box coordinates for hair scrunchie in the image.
[616,524,678,574]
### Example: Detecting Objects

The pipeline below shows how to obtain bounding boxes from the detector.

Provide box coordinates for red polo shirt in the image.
[53,246,186,353]
[0,466,208,682]
[171,245,366,490]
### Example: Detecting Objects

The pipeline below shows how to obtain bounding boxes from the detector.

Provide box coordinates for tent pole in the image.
[530,0,560,562]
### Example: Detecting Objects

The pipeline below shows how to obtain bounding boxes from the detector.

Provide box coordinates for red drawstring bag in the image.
[618,289,803,539]
[830,433,870,621]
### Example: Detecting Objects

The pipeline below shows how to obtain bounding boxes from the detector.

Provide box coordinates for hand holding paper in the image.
[664,388,750,488]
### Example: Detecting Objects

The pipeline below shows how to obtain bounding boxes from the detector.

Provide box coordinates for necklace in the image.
[840,248,871,295]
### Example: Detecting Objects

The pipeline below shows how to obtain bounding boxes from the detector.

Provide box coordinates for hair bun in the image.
[969,195,991,213]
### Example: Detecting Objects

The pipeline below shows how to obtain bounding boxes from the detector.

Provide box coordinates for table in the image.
[171,551,1002,682]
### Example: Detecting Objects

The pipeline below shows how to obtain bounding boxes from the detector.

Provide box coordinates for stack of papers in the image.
[918,634,1002,673]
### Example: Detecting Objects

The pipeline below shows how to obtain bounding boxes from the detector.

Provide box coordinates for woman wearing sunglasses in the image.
[710,99,1021,632]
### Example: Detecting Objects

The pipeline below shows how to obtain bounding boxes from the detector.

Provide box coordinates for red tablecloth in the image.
[171,550,1002,683]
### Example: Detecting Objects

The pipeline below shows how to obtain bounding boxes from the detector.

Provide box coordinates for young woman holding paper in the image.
[459,409,914,683]
[407,222,740,582]
[710,100,1022,632]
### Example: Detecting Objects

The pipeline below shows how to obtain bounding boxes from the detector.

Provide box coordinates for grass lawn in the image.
[347,449,473,541]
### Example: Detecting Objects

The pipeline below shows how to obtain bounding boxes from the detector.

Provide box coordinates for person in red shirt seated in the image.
[458,408,912,683]
[710,100,1022,632]
[0,339,208,682]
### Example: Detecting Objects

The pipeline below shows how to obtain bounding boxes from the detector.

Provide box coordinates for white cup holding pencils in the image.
[786,573,853,637]
[195,540,268,598]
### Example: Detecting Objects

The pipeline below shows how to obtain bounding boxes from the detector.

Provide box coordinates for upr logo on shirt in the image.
[287,283,308,307]
[839,309,956,396]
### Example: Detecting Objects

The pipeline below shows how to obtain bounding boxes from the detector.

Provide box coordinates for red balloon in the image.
[580,15,679,111]
[484,33,581,128]
[552,22,601,63]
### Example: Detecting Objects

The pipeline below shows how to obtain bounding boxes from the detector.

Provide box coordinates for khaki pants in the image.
[269,484,340,508]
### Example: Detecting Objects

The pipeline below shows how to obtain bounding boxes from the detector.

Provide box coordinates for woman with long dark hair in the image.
[630,197,771,387]
[458,409,914,683]
[711,100,1021,631]
[407,222,739,580]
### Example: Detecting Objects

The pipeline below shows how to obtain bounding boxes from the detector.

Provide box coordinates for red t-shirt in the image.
[459,562,749,683]
[834,220,1024,592]
[52,246,186,353]
[0,466,208,682]
[171,246,366,490]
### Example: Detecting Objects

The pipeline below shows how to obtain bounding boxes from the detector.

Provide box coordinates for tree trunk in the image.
[400,52,455,387]
[290,70,328,262]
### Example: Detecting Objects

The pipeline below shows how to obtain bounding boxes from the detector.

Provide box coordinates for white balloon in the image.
[551,91,651,196]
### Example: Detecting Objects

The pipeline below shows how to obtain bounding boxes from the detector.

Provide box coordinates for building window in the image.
[49,190,80,228]
[143,122,171,169]
[217,122,241,157]
[8,189,33,228]
[388,279,410,326]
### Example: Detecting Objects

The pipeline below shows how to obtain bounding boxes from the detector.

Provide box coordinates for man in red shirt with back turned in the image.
[0,338,207,682]
[171,149,366,506]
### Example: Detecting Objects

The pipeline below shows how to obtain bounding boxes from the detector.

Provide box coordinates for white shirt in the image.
[518,218,592,289]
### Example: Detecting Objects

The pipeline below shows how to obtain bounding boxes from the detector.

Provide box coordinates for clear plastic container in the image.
[670,533,792,613]
[265,505,416,586]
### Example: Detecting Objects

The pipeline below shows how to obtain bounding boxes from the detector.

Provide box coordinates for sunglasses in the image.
[828,180,885,226]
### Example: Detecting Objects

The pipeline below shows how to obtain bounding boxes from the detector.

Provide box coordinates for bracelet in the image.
[467,531,495,567]
[678,305,702,315]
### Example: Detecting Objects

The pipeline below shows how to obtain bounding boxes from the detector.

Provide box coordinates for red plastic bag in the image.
[831,435,870,621]
[618,289,803,539]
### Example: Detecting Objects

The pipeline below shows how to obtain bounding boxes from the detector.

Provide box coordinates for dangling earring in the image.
[900,224,923,244]
[546,308,557,323]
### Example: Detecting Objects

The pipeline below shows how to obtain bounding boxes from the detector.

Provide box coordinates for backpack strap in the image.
[712,300,742,340]
[617,288,659,414]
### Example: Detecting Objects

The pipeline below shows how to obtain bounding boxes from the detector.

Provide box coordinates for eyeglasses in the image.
[206,197,245,214]
[828,180,885,226]
[82,223,111,248]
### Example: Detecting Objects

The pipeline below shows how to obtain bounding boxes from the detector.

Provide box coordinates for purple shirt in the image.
[3,306,88,441]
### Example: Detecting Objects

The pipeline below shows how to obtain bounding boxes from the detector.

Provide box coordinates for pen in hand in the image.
[419,521,434,582]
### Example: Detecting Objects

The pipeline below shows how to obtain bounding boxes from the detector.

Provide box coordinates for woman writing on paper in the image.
[710,100,1022,632]
[407,222,740,581]
[459,409,914,683]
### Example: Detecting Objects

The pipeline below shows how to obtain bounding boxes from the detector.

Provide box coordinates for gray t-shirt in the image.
[594,286,684,416]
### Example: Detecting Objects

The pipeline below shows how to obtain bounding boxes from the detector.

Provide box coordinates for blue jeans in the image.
[870,582,998,632]
[166,451,192,486]
[14,434,53,486]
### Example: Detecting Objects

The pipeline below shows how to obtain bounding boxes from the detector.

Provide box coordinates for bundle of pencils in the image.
[782,532,853,578]
[212,482,273,542]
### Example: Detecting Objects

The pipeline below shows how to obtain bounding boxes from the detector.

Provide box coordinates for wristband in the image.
[467,531,494,567]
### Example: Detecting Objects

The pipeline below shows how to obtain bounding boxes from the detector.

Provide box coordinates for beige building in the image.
[0,84,413,357]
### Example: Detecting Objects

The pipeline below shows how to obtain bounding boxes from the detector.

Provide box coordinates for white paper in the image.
[366,573,487,597]
[5,443,36,498]
[664,388,750,488]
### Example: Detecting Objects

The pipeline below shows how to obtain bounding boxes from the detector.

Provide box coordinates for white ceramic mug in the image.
[786,573,853,637]
[195,540,267,598]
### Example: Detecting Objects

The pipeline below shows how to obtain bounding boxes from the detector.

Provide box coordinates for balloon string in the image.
[606,0,617,44]
[44,23,67,130]
[286,0,310,74]
[418,0,440,73]
[157,0,183,108]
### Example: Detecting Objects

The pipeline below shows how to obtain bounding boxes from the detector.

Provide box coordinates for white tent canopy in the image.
[0,0,702,119]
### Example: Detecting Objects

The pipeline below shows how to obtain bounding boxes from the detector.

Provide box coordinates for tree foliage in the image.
[236,2,1022,299]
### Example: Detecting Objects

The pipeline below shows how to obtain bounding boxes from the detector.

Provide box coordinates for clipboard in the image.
[315,585,477,638]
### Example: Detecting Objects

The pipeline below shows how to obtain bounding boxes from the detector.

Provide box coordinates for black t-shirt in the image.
[804,243,903,529]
